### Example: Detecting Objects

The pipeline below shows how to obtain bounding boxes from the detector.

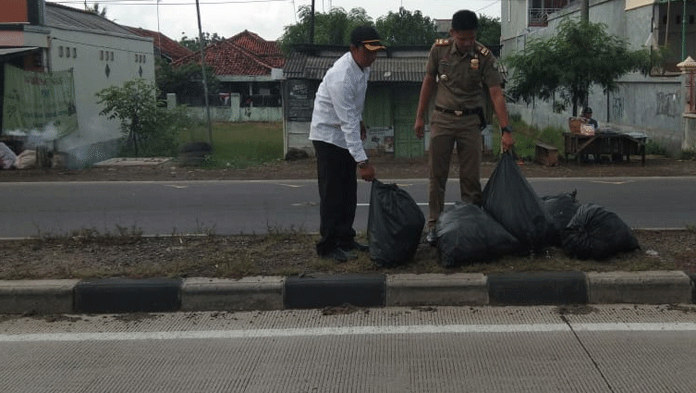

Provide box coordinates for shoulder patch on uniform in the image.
[476,44,490,56]
[435,38,450,47]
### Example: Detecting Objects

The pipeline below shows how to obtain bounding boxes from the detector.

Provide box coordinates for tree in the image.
[476,15,501,47]
[155,58,220,105]
[505,19,653,116]
[96,79,182,157]
[279,6,372,53]
[86,3,107,17]
[179,32,225,52]
[375,7,437,46]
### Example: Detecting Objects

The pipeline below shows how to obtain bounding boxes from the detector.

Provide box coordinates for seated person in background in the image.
[582,107,599,129]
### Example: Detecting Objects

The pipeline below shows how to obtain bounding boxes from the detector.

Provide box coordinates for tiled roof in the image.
[174,30,285,76]
[126,27,194,62]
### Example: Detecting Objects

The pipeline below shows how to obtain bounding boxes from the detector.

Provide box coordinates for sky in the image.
[54,0,502,42]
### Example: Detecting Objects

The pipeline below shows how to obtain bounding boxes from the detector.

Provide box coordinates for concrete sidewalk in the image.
[1,271,694,314]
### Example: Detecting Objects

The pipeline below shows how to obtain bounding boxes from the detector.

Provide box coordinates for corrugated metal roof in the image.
[0,47,39,58]
[284,52,427,82]
[45,3,138,37]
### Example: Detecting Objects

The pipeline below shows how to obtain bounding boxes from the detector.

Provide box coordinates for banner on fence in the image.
[2,64,78,137]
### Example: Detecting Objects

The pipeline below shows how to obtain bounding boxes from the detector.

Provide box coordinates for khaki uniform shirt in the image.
[425,39,502,111]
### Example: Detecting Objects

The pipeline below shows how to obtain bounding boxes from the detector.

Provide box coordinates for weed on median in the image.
[0,229,694,280]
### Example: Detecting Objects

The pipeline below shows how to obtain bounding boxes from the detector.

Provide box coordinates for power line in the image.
[475,0,501,13]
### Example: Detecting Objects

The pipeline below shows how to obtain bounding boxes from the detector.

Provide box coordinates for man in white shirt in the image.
[309,25,385,262]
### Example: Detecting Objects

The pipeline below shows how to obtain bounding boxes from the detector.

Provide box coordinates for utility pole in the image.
[581,0,589,23]
[195,0,213,148]
[310,0,315,44]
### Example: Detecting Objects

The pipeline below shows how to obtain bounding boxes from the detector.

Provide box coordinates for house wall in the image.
[47,27,155,166]
[283,81,431,158]
[501,0,692,154]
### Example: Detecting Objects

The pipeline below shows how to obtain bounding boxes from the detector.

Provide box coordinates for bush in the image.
[645,140,669,156]
[97,79,195,157]
[680,149,696,161]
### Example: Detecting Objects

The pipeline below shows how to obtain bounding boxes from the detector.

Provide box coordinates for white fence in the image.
[167,93,283,122]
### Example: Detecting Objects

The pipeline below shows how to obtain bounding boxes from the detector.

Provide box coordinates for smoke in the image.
[56,116,122,169]
[6,116,122,169]
[7,123,60,150]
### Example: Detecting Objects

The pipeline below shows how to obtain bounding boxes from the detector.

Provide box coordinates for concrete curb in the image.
[74,278,181,313]
[1,271,694,314]
[587,271,692,304]
[284,274,386,309]
[181,277,284,311]
[0,279,79,314]
[386,274,488,307]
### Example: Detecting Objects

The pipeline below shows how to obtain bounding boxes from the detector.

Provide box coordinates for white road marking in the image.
[165,185,188,189]
[2,323,695,343]
[275,183,303,188]
[357,202,453,207]
[589,180,635,185]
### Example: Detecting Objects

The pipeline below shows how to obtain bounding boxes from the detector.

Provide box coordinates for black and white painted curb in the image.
[1,271,694,314]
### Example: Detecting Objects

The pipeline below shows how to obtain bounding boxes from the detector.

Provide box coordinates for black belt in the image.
[434,106,487,130]
[435,106,477,116]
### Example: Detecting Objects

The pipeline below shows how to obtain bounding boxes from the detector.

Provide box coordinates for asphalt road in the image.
[1,305,695,392]
[1,176,695,237]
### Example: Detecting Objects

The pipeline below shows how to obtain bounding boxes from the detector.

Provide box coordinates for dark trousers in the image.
[313,140,357,256]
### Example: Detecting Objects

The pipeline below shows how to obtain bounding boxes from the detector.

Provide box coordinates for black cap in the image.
[583,107,593,114]
[452,10,478,31]
[350,25,386,51]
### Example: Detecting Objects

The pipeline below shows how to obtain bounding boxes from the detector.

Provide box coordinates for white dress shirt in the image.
[309,51,369,163]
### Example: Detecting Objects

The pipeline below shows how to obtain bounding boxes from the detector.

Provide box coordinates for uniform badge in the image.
[470,58,479,70]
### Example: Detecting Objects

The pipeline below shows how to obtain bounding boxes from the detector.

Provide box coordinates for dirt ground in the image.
[0,154,695,280]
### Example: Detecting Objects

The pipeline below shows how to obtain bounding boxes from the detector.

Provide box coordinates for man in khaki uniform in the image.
[414,9,515,245]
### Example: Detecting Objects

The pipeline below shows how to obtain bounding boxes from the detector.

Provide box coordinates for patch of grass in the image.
[208,254,260,278]
[645,140,670,156]
[180,121,283,168]
[306,257,337,271]
[680,149,696,161]
[33,225,144,245]
[490,118,565,160]
[277,268,303,276]
[2,230,692,281]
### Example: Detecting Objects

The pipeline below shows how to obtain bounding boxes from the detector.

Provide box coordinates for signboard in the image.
[2,64,78,137]
[286,79,313,122]
[0,0,43,24]
[0,0,28,23]
[363,126,394,153]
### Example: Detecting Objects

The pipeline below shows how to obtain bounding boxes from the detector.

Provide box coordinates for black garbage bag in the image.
[562,203,640,260]
[367,180,425,267]
[437,202,521,267]
[541,190,580,246]
[482,152,555,253]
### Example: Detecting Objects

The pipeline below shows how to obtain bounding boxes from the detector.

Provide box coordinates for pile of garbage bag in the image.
[436,202,520,267]
[367,152,640,267]
[437,153,639,265]
[367,180,425,267]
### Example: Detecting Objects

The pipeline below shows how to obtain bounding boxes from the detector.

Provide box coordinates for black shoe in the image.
[426,227,438,246]
[346,241,369,253]
[323,248,358,262]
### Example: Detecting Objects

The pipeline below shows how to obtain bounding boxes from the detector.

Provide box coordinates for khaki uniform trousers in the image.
[428,111,482,227]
